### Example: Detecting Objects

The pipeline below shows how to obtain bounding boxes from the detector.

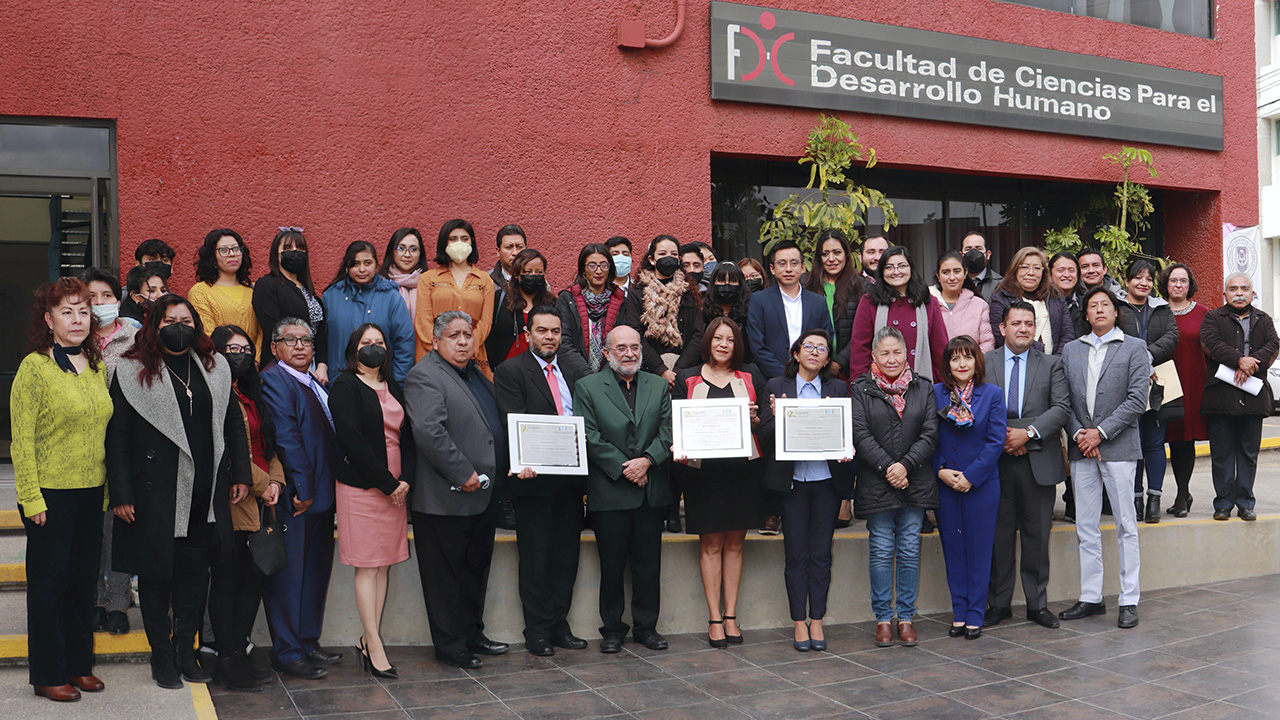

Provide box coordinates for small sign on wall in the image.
[1223,223,1261,307]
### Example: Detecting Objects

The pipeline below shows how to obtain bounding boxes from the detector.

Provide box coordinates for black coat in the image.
[493,350,586,496]
[849,372,940,518]
[328,371,416,494]
[1119,300,1179,366]
[252,274,328,367]
[987,288,1075,355]
[486,303,524,373]
[1200,305,1280,416]
[622,276,705,375]
[757,374,851,494]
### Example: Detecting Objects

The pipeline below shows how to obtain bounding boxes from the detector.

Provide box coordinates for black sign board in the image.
[709,2,1224,151]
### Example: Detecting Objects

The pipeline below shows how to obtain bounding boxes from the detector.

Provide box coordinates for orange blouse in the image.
[414,265,496,377]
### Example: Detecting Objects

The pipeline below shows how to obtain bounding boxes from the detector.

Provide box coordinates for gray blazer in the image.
[404,351,497,517]
[984,347,1071,486]
[1060,333,1151,462]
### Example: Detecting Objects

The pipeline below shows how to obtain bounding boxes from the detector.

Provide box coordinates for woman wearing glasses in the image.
[190,229,262,361]
[847,246,949,382]
[986,247,1073,355]
[378,227,428,322]
[556,243,626,373]
[252,228,329,380]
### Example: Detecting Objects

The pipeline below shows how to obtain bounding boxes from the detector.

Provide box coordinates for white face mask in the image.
[91,303,119,328]
[446,241,472,264]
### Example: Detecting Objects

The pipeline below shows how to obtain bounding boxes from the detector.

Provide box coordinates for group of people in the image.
[12,221,1277,702]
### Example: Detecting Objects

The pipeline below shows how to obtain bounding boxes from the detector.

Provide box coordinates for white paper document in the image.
[1214,364,1264,396]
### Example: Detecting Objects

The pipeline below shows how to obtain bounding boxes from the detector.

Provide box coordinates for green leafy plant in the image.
[758,114,897,267]
[1043,145,1156,273]
[1044,226,1082,257]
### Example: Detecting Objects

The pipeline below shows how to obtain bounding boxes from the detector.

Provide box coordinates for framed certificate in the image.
[774,398,854,461]
[507,414,589,475]
[671,398,753,459]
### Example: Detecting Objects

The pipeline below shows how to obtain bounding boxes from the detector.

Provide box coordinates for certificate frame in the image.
[671,397,753,460]
[774,397,855,461]
[506,413,589,476]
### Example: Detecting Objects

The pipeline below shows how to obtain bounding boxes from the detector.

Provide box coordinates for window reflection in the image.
[995,0,1212,39]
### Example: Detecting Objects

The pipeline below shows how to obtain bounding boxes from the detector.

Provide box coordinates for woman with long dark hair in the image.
[413,218,496,377]
[487,248,557,369]
[190,229,260,359]
[805,229,864,375]
[252,228,328,379]
[703,262,753,362]
[622,234,705,385]
[847,246,948,381]
[987,246,1074,354]
[207,325,285,691]
[107,294,251,689]
[1159,263,1208,517]
[322,241,415,382]
[930,251,994,352]
[13,278,113,702]
[556,243,625,373]
[378,227,428,322]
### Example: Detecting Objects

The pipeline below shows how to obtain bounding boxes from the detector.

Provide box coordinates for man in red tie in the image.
[493,306,590,656]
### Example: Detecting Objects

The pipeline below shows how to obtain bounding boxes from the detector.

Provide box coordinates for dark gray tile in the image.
[595,677,714,712]
[724,687,854,720]
[563,656,673,687]
[944,679,1067,716]
[628,633,711,657]
[1221,684,1280,715]
[303,712,409,720]
[504,690,624,720]
[981,620,1080,648]
[385,678,495,709]
[1034,634,1133,663]
[407,703,520,720]
[634,700,754,720]
[731,640,804,667]
[839,647,949,675]
[209,686,300,720]
[1159,632,1267,665]
[1087,682,1214,719]
[683,667,799,699]
[1091,649,1208,681]
[648,648,756,676]
[766,656,876,687]
[1160,701,1278,719]
[476,668,588,700]
[965,647,1076,678]
[921,635,1019,661]
[1158,587,1249,610]
[1155,663,1273,700]
[1019,663,1139,700]
[1004,700,1133,719]
[549,647,637,668]
[861,694,992,720]
[462,652,558,678]
[290,684,401,717]
[812,675,929,710]
[888,660,1006,694]
[1221,648,1280,676]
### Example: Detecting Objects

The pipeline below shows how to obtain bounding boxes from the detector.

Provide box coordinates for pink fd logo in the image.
[727,11,794,86]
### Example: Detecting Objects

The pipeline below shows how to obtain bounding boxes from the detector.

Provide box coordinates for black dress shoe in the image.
[1240,508,1258,521]
[92,607,109,633]
[1059,600,1106,621]
[526,639,554,657]
[467,638,509,656]
[1027,608,1061,629]
[176,648,213,683]
[1213,509,1231,521]
[599,635,624,654]
[272,658,327,679]
[438,652,482,669]
[1117,605,1139,629]
[949,624,965,638]
[106,610,130,635]
[1145,494,1160,524]
[552,633,588,650]
[1169,494,1192,518]
[306,649,343,665]
[496,498,517,531]
[984,607,1013,626]
[635,632,668,650]
[152,650,184,689]
[665,510,682,534]
[965,626,982,640]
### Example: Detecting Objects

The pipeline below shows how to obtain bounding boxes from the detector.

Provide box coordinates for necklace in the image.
[166,355,194,414]
[1171,301,1196,316]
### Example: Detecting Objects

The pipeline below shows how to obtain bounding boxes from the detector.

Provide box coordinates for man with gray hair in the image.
[259,317,340,678]
[1200,274,1279,521]
[404,310,509,668]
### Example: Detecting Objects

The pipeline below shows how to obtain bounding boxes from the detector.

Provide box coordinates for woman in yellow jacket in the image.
[414,219,496,377]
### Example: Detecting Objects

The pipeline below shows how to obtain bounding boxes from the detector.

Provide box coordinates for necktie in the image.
[310,376,335,429]
[1008,356,1021,419]
[546,364,565,416]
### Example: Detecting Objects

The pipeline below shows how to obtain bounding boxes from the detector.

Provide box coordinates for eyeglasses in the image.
[217,246,243,257]
[395,245,420,254]
[883,263,911,273]
[278,226,305,233]
[585,262,612,272]
[801,343,829,355]
[224,344,252,354]
[277,336,314,347]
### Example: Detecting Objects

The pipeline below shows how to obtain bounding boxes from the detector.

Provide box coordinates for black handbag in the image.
[247,501,288,576]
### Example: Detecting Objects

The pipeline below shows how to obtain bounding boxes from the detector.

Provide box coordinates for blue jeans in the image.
[1134,411,1167,496]
[866,507,925,622]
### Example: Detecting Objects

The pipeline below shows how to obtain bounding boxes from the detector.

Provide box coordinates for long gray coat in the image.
[984,347,1072,485]
[1060,333,1151,462]
[404,351,497,517]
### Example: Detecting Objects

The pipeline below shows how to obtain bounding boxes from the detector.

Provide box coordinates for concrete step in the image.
[0,589,149,664]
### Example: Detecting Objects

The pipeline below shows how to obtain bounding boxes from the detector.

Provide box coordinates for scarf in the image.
[387,268,420,317]
[637,269,689,348]
[871,363,912,417]
[51,343,83,373]
[873,297,932,381]
[946,379,975,427]
[581,286,612,372]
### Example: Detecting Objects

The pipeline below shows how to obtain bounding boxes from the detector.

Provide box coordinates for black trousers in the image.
[988,455,1056,612]
[411,507,496,658]
[22,487,103,686]
[590,499,664,639]
[1168,440,1197,502]
[138,535,212,656]
[208,530,266,658]
[513,492,583,643]
[1207,414,1264,513]
[781,479,839,621]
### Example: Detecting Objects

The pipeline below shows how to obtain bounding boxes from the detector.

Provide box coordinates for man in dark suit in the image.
[405,310,509,669]
[982,301,1071,630]
[259,318,341,679]
[747,240,834,379]
[494,306,589,656]
[575,326,673,653]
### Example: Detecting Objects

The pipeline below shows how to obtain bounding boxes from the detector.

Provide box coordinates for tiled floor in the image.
[210,574,1280,720]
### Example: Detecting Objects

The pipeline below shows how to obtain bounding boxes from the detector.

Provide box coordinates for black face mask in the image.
[962,249,987,276]
[280,250,308,274]
[518,275,547,295]
[357,344,387,368]
[225,352,254,379]
[654,256,680,277]
[712,284,741,305]
[159,323,198,354]
[144,261,172,281]
[746,277,765,293]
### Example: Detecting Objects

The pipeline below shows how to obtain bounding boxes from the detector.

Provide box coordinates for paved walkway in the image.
[209,574,1280,720]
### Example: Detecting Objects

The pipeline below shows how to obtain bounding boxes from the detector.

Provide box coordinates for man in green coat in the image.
[575,326,672,654]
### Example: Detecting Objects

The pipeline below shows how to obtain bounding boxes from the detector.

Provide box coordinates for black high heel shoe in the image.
[708,620,728,649]
[723,616,743,645]
[359,637,399,679]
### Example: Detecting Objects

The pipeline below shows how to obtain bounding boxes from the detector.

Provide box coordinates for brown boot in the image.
[897,621,918,647]
[874,622,893,647]
[34,684,81,702]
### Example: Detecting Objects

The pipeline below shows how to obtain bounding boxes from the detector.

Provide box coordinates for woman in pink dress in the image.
[328,324,414,678]
[1158,263,1209,517]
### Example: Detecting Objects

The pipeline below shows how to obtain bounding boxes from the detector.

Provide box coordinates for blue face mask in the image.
[612,254,632,277]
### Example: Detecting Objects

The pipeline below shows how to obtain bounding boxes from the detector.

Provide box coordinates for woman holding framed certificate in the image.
[672,317,766,649]
[932,335,1007,640]
[758,329,849,653]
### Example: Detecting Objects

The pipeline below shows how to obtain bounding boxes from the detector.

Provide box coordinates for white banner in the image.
[1223,223,1261,307]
